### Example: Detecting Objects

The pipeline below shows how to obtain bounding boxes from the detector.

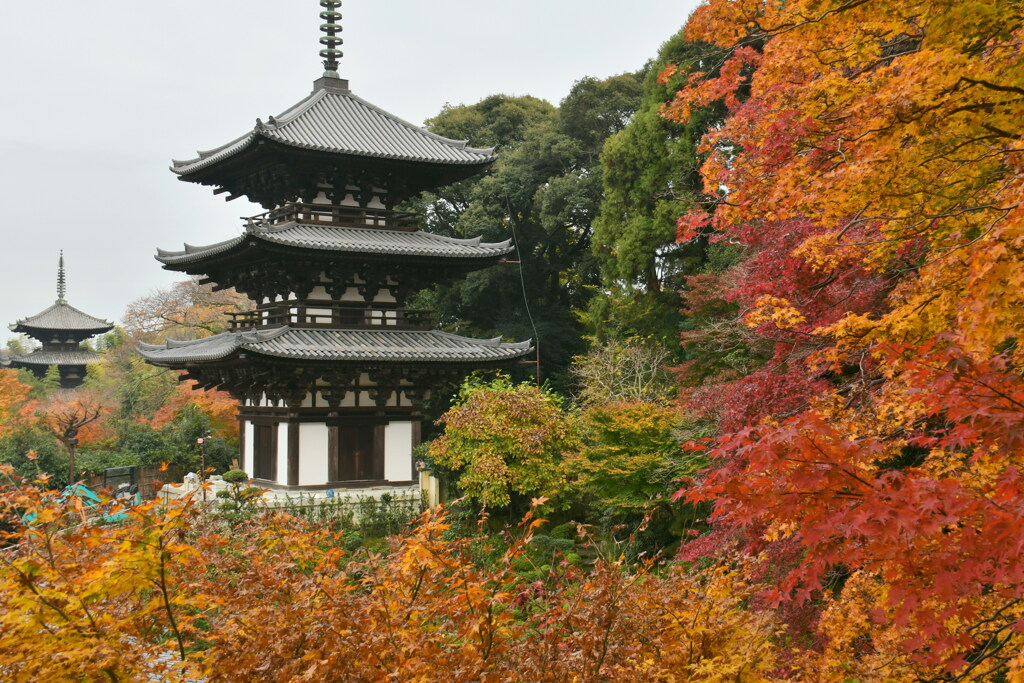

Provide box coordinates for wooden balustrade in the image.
[227,304,434,331]
[244,202,420,231]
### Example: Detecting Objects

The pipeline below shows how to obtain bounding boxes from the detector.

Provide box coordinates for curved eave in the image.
[155,224,514,269]
[10,350,100,367]
[10,323,113,337]
[11,301,114,333]
[171,84,496,178]
[139,327,534,367]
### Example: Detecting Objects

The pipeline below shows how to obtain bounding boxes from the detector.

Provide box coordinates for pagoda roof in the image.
[171,78,496,177]
[9,348,100,367]
[156,222,513,267]
[10,301,114,335]
[138,327,533,365]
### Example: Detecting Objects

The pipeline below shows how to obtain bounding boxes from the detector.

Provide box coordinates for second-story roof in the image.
[156,221,513,267]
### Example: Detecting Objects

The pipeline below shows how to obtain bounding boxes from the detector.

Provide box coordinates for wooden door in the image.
[336,424,383,481]
[253,424,277,481]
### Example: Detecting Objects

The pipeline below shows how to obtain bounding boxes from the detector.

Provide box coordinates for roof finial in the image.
[319,1,343,78]
[57,251,67,303]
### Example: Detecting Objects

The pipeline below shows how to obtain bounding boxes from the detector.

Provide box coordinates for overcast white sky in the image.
[0,1,699,344]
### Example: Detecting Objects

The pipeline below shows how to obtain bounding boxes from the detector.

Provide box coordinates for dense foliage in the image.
[0,478,779,681]
[589,29,729,351]
[2,2,1023,678]
[664,0,1024,677]
[407,74,644,392]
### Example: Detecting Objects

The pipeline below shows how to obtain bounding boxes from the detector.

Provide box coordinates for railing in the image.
[244,202,420,231]
[228,303,435,331]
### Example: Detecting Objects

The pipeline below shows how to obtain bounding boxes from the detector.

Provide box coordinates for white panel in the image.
[299,423,331,486]
[301,391,314,408]
[384,422,414,482]
[340,286,363,302]
[277,423,289,483]
[308,286,331,300]
[242,421,255,478]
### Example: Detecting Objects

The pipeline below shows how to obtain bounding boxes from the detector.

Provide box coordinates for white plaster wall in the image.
[242,421,254,478]
[384,421,414,482]
[308,286,331,300]
[299,423,330,486]
[276,423,289,483]
[305,307,332,324]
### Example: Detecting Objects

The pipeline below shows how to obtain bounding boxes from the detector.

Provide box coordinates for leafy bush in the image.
[428,376,578,509]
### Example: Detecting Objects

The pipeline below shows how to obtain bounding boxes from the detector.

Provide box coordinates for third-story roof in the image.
[172,78,495,177]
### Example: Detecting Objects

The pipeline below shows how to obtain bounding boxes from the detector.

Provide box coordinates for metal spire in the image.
[57,251,66,303]
[320,1,343,78]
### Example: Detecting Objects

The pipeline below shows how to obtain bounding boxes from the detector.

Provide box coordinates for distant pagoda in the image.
[9,253,113,389]
[140,2,532,489]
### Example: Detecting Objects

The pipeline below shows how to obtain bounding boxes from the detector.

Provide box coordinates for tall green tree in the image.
[589,30,728,352]
[409,76,644,392]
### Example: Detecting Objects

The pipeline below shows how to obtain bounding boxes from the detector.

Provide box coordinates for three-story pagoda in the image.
[140,2,532,490]
[9,253,113,389]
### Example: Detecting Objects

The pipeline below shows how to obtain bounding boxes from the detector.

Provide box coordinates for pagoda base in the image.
[239,409,420,488]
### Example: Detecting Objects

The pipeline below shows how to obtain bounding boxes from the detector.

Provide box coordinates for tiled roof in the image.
[156,223,513,265]
[9,349,100,366]
[138,327,533,365]
[10,302,114,334]
[171,80,495,175]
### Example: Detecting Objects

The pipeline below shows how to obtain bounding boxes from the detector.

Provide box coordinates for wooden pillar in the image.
[411,419,422,479]
[287,420,300,487]
[237,417,246,473]
[327,424,339,483]
[373,424,386,480]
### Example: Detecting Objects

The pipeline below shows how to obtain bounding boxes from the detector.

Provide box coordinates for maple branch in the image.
[748,0,870,42]
[152,528,187,663]
[958,77,1024,97]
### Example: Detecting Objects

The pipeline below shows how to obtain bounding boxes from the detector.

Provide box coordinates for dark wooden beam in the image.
[287,422,300,486]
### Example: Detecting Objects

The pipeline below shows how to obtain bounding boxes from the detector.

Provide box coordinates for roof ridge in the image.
[339,90,496,156]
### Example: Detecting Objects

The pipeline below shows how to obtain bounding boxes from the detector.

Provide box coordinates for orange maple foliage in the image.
[36,393,112,448]
[666,0,1024,677]
[0,478,780,681]
[666,0,1023,363]
[0,369,34,438]
[147,378,239,440]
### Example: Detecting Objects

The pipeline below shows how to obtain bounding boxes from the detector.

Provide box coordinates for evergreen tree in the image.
[589,30,728,353]
[408,76,644,393]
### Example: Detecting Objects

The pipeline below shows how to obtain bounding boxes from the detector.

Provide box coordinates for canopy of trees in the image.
[2,2,1023,678]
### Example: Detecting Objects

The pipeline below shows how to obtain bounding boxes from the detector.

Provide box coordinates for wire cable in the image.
[505,195,541,385]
